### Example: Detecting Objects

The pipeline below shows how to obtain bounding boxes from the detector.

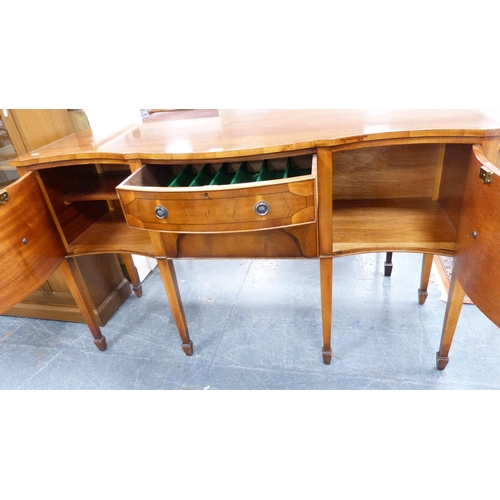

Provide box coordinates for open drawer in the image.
[117,154,317,233]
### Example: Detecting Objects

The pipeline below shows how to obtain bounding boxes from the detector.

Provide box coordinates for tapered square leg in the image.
[418,254,434,305]
[436,267,465,370]
[94,336,108,351]
[60,257,107,351]
[384,252,393,277]
[157,259,193,356]
[436,352,449,370]
[182,341,194,356]
[320,258,333,365]
[121,253,143,298]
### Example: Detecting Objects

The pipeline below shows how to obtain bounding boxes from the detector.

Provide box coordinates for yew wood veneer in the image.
[7,110,500,370]
[0,172,106,350]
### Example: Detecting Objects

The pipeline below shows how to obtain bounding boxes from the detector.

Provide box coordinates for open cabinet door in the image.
[454,144,500,327]
[437,144,500,369]
[0,172,107,350]
[0,172,66,312]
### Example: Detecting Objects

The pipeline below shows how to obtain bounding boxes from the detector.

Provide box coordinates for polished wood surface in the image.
[418,254,434,305]
[331,198,457,256]
[2,110,132,324]
[436,268,466,370]
[454,145,500,327]
[7,109,500,369]
[332,144,441,199]
[59,257,107,351]
[161,225,318,259]
[156,259,193,356]
[0,172,107,350]
[0,172,65,312]
[67,210,155,257]
[10,110,500,166]
[119,172,316,233]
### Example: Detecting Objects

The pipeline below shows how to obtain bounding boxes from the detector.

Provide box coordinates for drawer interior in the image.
[128,155,314,189]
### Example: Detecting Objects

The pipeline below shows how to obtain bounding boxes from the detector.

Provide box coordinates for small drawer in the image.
[117,155,317,233]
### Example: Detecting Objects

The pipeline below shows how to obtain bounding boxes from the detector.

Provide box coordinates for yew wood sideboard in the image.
[3,109,500,370]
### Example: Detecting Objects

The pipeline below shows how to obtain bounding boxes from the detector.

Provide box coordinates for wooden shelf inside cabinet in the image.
[332,198,457,256]
[67,210,155,257]
[63,170,131,205]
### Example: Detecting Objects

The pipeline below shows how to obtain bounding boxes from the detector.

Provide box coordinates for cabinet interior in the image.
[126,155,314,189]
[38,163,153,257]
[36,143,474,260]
[331,143,471,255]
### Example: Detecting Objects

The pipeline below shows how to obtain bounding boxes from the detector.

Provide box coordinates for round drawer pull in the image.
[255,201,270,216]
[155,205,168,219]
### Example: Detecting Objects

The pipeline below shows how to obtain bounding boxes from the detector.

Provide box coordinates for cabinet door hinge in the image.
[479,166,493,184]
[0,189,10,205]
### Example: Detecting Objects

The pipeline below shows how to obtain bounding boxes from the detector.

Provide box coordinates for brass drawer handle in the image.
[255,201,270,216]
[155,205,168,219]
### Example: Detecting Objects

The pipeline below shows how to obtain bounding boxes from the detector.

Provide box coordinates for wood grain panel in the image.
[10,110,500,167]
[38,165,109,246]
[163,224,318,258]
[332,144,440,200]
[438,144,471,232]
[118,170,316,233]
[68,211,155,257]
[332,198,456,255]
[0,172,65,313]
[454,145,500,327]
